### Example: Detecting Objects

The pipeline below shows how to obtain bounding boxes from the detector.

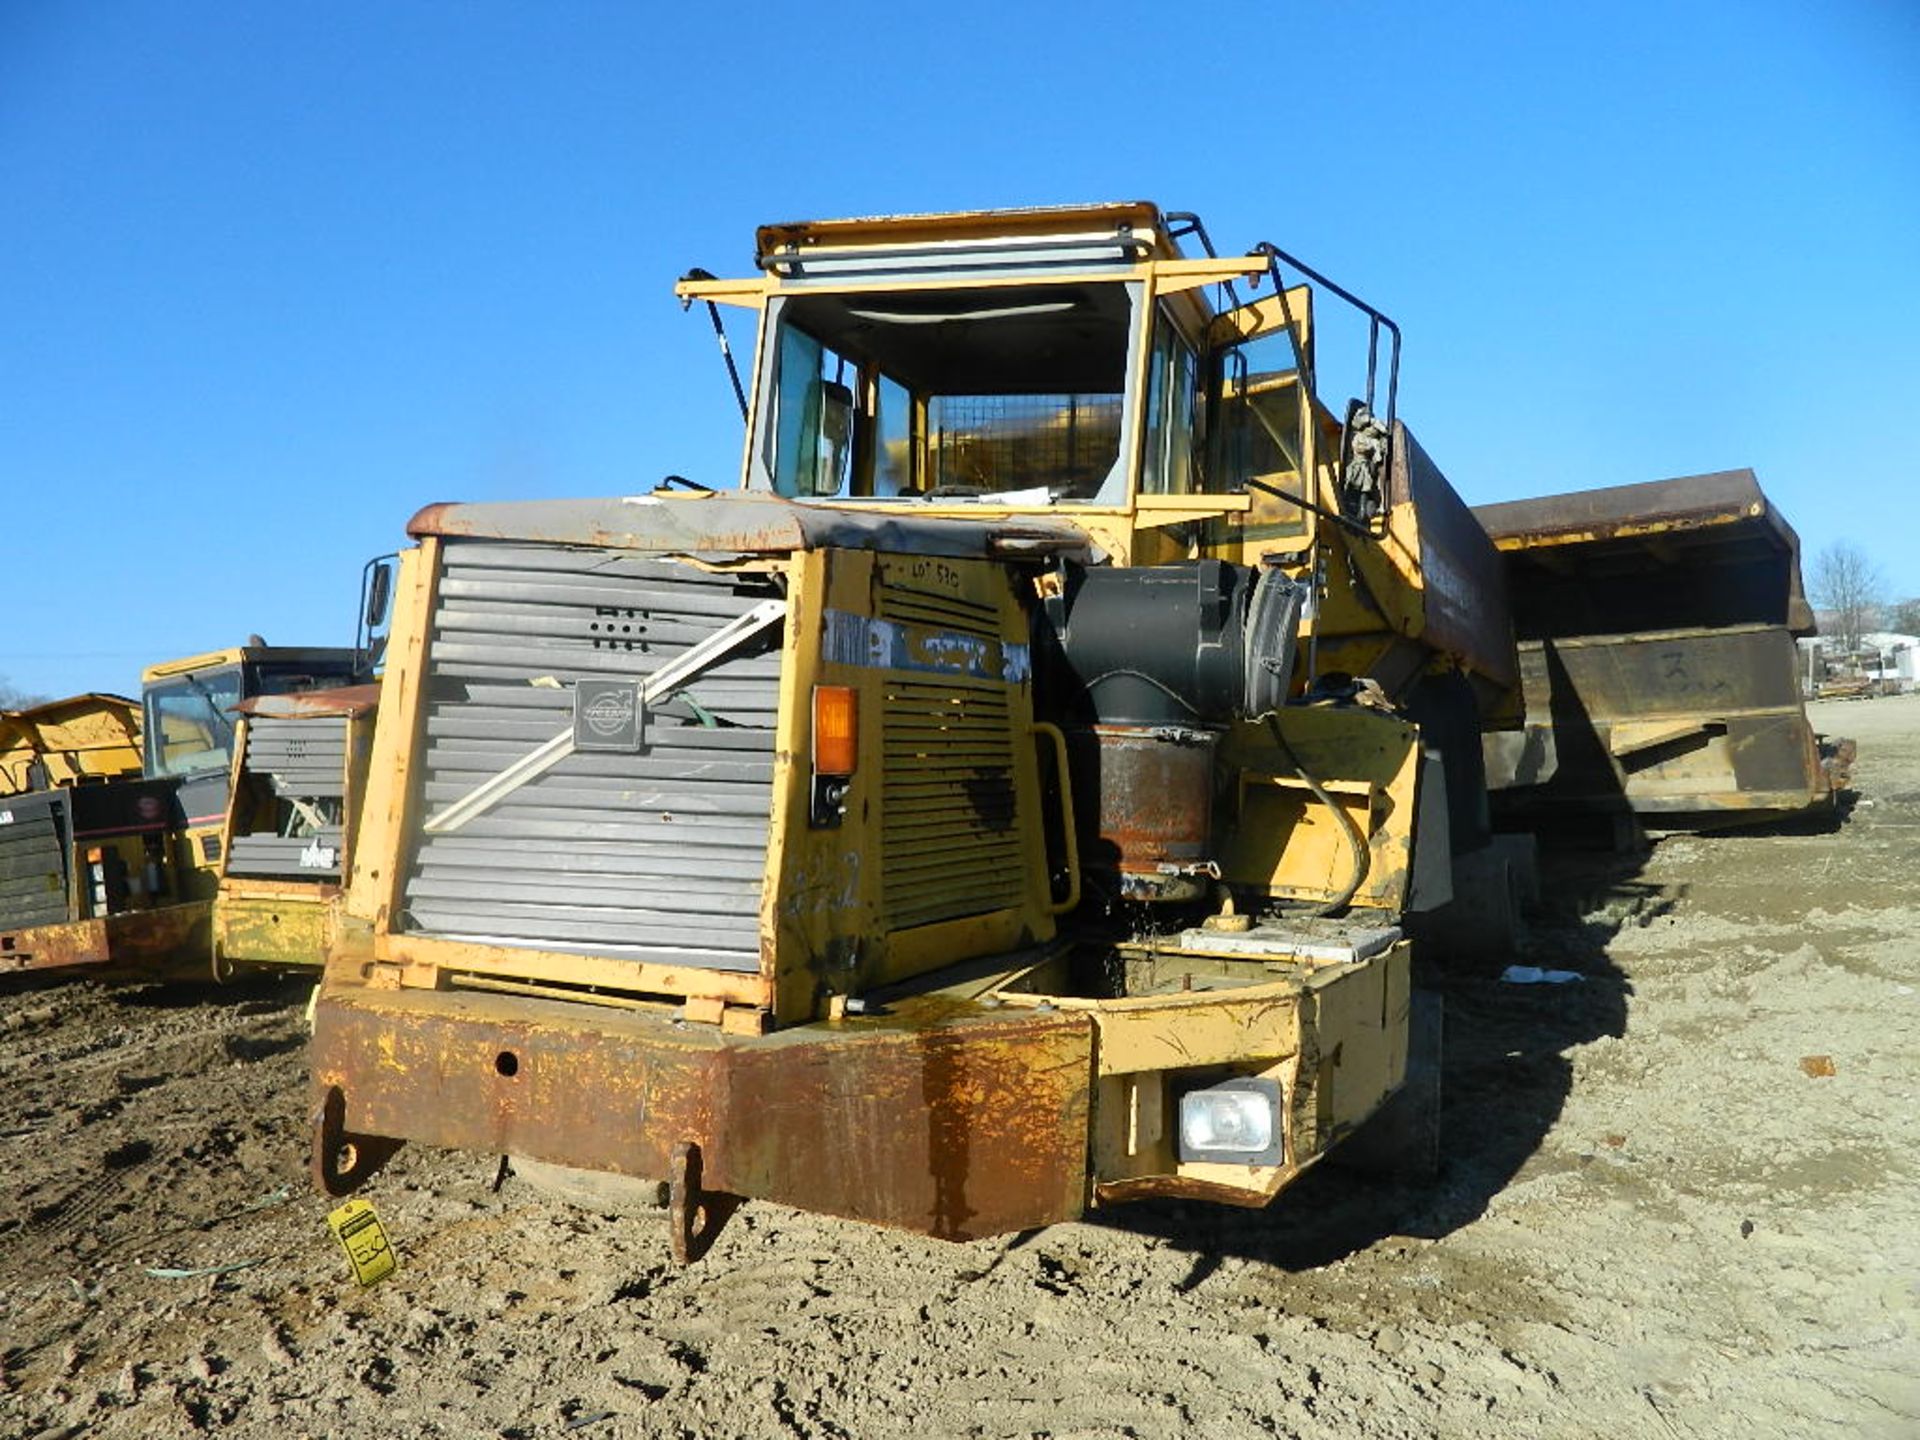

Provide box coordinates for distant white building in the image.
[1861,632,1919,690]
[1798,631,1919,694]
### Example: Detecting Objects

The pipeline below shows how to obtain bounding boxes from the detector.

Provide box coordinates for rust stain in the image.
[234,685,380,719]
[405,501,465,537]
[1799,1055,1836,1079]
[0,904,211,977]
[1071,724,1216,881]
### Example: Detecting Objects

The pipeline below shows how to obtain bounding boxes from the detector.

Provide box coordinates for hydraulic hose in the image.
[1267,715,1369,918]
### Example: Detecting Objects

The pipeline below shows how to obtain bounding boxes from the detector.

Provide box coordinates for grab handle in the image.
[1030,722,1081,916]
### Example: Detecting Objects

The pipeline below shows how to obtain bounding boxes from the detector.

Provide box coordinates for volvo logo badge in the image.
[584,691,632,737]
[573,679,645,753]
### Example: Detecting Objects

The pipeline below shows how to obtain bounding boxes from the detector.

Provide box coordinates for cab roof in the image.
[754,202,1170,263]
[142,647,362,683]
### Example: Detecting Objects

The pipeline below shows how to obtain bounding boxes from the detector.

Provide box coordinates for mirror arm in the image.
[682,268,749,422]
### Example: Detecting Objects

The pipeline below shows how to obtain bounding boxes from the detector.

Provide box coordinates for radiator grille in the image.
[401,541,781,973]
[880,641,1022,932]
[876,580,1000,635]
[227,716,348,880]
[0,794,70,930]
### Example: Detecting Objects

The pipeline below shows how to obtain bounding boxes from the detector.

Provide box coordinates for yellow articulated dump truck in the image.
[310,203,1518,1257]
[0,645,361,978]
[0,690,187,975]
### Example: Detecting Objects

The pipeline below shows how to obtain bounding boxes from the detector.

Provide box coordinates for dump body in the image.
[313,203,1513,1243]
[1476,469,1830,828]
[0,694,144,796]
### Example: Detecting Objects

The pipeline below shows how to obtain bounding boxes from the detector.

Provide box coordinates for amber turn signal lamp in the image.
[812,685,858,777]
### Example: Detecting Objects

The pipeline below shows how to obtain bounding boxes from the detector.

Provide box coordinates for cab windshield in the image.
[754,281,1140,504]
[143,667,242,779]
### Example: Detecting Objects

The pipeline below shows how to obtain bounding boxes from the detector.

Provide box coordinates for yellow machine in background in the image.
[310,204,1519,1256]
[213,682,381,975]
[0,693,145,796]
[0,645,362,978]
[140,645,363,904]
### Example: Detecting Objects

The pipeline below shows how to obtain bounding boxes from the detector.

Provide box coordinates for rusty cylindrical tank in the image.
[1039,560,1301,901]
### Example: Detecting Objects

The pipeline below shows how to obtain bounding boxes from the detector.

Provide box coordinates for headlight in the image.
[1176,1077,1284,1165]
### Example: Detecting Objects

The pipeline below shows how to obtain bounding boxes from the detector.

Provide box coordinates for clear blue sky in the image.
[3,0,1916,700]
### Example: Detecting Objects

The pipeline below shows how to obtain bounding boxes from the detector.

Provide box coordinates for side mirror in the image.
[357,555,400,677]
[364,559,395,631]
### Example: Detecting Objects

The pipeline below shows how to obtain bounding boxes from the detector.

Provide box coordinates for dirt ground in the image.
[3,694,1915,1440]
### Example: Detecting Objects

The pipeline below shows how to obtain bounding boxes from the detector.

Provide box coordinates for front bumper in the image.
[311,978,1096,1240]
[214,880,339,972]
[0,902,212,978]
[310,940,1409,1240]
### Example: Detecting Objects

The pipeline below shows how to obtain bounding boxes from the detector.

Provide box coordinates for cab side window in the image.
[769,324,857,498]
[1141,306,1202,495]
[873,372,914,496]
[1209,326,1309,535]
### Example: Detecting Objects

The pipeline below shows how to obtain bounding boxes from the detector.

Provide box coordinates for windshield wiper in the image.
[182,673,237,746]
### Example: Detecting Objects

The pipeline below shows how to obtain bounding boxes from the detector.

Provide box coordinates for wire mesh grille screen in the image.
[928,393,1122,496]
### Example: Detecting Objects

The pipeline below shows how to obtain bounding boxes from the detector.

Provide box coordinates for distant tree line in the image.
[1810,541,1919,650]
[0,677,52,710]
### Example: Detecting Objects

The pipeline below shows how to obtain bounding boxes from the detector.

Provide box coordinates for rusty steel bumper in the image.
[311,981,1096,1241]
[312,939,1414,1242]
[0,901,213,978]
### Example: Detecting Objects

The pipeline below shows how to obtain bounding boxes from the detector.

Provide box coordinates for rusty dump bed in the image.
[1474,469,1833,829]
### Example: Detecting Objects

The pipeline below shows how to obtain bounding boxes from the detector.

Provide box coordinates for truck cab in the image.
[678,203,1513,719]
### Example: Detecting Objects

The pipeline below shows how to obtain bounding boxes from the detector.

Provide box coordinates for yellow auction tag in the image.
[327,1198,397,1286]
